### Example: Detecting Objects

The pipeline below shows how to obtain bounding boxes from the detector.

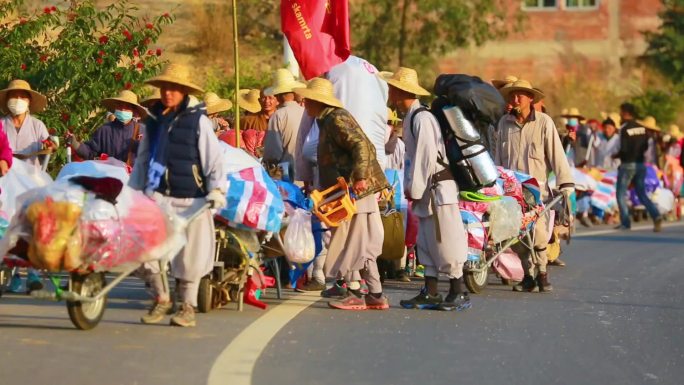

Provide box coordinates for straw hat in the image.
[293,78,344,108]
[491,75,518,90]
[637,116,660,132]
[145,63,204,95]
[264,69,306,96]
[378,67,430,96]
[140,88,161,109]
[561,107,585,120]
[499,79,544,103]
[203,92,233,115]
[101,90,147,117]
[237,89,262,113]
[669,124,682,139]
[0,79,47,114]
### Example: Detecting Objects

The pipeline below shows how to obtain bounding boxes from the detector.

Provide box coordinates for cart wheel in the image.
[464,263,488,294]
[67,272,107,330]
[197,276,213,313]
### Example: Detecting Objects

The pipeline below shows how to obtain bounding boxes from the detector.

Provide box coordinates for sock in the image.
[349,289,363,298]
[370,292,382,299]
[448,277,465,298]
[425,276,438,296]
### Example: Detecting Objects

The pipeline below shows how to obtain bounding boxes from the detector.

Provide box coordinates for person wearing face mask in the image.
[0,79,57,169]
[68,90,146,166]
[561,108,591,167]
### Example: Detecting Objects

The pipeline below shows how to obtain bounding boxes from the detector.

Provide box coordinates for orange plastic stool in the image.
[310,177,357,227]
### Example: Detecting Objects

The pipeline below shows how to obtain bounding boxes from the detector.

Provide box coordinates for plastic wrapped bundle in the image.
[0,157,52,219]
[487,196,523,243]
[0,178,184,273]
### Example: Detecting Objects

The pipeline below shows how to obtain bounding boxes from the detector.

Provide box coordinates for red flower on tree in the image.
[51,6,57,12]
[43,7,52,14]
[143,37,151,46]
[156,48,162,56]
[136,62,144,70]
[162,12,170,18]
[133,48,139,57]
[124,82,132,90]
[39,55,48,62]
[146,23,154,29]
[147,49,154,56]
[19,18,27,24]
[114,72,122,81]
[98,50,105,57]
[61,113,70,122]
[20,63,26,70]
[123,30,132,41]
[99,35,109,44]
[96,57,104,65]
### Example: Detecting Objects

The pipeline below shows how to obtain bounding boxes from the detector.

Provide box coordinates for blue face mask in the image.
[568,118,579,126]
[114,109,133,123]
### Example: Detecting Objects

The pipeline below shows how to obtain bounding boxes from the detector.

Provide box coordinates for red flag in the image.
[281,0,351,80]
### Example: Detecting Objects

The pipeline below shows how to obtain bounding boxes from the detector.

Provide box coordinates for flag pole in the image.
[232,0,240,148]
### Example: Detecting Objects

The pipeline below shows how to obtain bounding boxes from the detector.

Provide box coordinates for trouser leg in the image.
[533,215,549,273]
[312,248,327,284]
[359,259,382,294]
[634,163,662,220]
[177,279,200,307]
[616,164,635,227]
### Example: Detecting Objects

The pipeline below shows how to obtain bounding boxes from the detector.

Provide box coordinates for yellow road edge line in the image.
[207,292,323,385]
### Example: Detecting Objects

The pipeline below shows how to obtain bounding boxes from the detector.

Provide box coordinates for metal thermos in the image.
[442,105,498,187]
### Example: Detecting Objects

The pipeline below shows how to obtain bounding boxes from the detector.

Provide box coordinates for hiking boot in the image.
[26,271,43,293]
[170,303,196,327]
[399,289,443,310]
[512,275,539,293]
[439,293,471,311]
[578,214,592,228]
[321,282,347,298]
[328,293,367,310]
[7,273,22,293]
[536,272,553,293]
[396,271,411,283]
[654,217,663,233]
[365,294,389,310]
[548,258,566,267]
[295,280,326,293]
[140,300,173,324]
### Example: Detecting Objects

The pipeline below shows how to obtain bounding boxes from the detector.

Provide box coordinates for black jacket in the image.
[618,119,649,163]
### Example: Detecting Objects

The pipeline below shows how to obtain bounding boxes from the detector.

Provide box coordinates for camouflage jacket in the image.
[317,107,389,198]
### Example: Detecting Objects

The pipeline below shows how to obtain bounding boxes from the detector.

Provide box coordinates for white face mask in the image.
[7,98,29,116]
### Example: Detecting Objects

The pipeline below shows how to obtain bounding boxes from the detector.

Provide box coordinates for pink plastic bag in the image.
[492,248,523,282]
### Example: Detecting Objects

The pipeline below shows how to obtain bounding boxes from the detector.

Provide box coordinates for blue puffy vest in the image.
[156,104,207,198]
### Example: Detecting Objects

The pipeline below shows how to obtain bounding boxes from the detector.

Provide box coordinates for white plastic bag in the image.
[283,208,315,264]
[651,188,675,215]
[487,196,523,243]
[0,158,52,218]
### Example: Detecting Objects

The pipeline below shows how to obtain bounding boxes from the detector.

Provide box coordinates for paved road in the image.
[1,223,683,385]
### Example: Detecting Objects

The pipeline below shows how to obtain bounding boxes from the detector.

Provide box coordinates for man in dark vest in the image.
[129,63,227,327]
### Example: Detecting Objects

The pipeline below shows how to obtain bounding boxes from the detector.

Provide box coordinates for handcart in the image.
[463,194,564,294]
[0,203,208,330]
[196,217,287,313]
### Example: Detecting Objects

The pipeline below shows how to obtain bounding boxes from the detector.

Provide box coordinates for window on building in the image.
[523,0,557,9]
[566,0,598,9]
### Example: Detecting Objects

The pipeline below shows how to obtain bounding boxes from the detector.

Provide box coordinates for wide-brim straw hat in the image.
[237,89,262,113]
[638,116,660,132]
[491,75,518,90]
[264,69,306,96]
[378,67,430,96]
[669,124,682,139]
[561,107,585,120]
[293,78,344,108]
[0,79,47,114]
[140,88,161,108]
[145,63,204,95]
[499,79,544,103]
[101,90,147,118]
[204,92,233,115]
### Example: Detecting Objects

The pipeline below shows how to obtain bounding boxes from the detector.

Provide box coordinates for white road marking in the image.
[574,221,684,238]
[207,292,322,385]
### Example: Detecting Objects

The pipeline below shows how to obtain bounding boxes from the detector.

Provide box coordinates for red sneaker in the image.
[365,294,389,310]
[328,294,367,310]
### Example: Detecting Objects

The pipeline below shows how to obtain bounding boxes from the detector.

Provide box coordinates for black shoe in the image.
[439,293,471,311]
[399,288,443,310]
[614,224,631,230]
[536,272,553,293]
[512,275,538,292]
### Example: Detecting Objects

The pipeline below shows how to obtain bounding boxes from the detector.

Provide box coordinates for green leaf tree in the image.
[644,0,684,89]
[0,0,174,152]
